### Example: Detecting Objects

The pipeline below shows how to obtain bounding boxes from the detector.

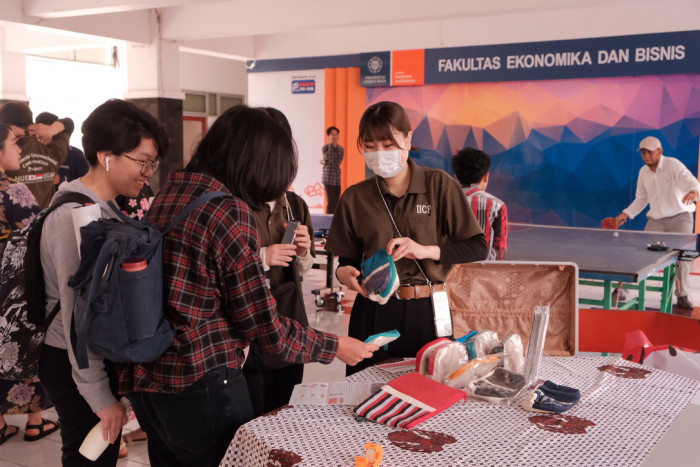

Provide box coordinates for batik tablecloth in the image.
[220,356,700,466]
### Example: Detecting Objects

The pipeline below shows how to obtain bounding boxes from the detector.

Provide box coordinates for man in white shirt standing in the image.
[614,136,700,309]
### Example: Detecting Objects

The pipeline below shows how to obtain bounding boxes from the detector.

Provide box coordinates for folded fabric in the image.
[365,330,401,348]
[416,338,451,374]
[361,249,399,305]
[521,380,581,413]
[354,372,468,429]
[427,342,467,383]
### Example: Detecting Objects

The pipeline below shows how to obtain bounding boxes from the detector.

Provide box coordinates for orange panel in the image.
[392,49,425,86]
[325,68,337,131]
[345,67,366,189]
[323,67,366,191]
[578,308,700,353]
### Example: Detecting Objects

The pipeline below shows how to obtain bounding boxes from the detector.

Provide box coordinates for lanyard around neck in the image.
[374,177,432,287]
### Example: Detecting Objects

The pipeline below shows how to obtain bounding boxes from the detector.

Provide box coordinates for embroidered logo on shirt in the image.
[416,205,432,214]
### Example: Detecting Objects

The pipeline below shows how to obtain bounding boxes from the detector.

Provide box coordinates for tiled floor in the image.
[2,261,699,466]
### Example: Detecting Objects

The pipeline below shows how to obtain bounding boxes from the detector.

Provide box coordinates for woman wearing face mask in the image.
[326,101,487,375]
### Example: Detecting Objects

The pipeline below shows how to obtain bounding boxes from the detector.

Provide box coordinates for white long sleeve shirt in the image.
[623,155,700,220]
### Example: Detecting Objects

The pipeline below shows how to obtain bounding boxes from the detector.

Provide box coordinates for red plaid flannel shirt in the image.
[118,172,338,394]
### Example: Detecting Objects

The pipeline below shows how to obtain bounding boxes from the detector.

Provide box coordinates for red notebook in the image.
[354,372,468,429]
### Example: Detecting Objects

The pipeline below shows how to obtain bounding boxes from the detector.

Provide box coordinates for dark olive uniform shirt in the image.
[253,191,316,288]
[326,158,482,284]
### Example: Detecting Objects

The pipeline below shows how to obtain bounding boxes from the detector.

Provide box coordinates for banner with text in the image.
[361,30,700,86]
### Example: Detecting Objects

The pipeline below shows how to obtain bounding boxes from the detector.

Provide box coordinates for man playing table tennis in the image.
[614,136,700,309]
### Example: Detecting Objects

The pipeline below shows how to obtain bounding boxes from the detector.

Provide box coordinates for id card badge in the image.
[431,288,453,338]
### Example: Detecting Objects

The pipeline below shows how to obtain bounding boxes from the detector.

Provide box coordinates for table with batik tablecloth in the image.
[220,356,700,467]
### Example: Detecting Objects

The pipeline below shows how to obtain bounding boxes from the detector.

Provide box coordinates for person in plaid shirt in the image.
[321,126,344,214]
[452,147,508,261]
[125,106,377,466]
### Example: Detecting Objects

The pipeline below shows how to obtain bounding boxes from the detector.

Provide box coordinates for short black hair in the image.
[0,101,33,129]
[35,111,75,136]
[81,99,170,166]
[186,105,297,210]
[452,147,492,186]
[35,112,58,125]
[326,126,339,135]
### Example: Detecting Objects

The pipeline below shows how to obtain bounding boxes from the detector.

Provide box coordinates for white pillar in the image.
[123,10,183,101]
[0,27,30,101]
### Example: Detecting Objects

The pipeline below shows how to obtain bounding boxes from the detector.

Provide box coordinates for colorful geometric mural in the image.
[367,74,700,230]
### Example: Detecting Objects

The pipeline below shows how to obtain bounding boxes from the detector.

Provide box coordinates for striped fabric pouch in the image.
[354,372,468,429]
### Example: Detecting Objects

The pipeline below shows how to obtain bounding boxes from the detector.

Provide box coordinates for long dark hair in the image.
[357,101,412,150]
[0,124,11,151]
[185,105,297,210]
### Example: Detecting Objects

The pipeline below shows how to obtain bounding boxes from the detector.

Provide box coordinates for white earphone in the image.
[105,156,110,172]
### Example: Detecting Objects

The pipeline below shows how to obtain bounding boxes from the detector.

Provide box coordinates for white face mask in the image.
[363,149,406,178]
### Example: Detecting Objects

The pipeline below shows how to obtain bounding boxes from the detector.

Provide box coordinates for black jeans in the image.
[243,363,303,416]
[128,366,254,467]
[38,344,122,466]
[324,183,341,214]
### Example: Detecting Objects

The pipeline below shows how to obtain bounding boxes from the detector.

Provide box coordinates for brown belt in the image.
[395,283,446,300]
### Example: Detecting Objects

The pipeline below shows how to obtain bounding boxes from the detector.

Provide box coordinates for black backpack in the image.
[0,192,93,379]
[69,191,226,369]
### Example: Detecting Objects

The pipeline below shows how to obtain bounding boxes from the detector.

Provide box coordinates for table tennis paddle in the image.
[601,217,618,230]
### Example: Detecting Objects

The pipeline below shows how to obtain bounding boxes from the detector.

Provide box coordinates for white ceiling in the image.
[2,0,699,62]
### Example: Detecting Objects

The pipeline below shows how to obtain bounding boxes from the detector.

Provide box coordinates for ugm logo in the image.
[368,56,383,74]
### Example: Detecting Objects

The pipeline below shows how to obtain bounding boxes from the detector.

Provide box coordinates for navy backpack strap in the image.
[49,192,95,212]
[162,191,228,235]
[26,191,95,329]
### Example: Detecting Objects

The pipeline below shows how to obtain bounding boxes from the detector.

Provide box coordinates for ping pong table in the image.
[506,223,697,312]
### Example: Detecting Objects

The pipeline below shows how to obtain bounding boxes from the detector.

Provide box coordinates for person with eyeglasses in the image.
[38,99,169,466]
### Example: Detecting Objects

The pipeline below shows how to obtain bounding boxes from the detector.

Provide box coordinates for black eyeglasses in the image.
[122,154,160,175]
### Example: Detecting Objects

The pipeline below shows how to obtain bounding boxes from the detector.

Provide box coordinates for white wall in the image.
[25,56,127,148]
[252,1,700,59]
[180,51,247,97]
[23,51,249,150]
[248,70,326,211]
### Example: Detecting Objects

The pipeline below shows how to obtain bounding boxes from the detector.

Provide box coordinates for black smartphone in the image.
[281,221,300,244]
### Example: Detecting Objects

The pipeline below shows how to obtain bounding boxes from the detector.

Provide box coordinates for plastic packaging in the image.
[523,305,550,385]
[500,333,525,372]
[427,341,467,383]
[445,354,503,388]
[466,367,527,404]
[464,330,499,359]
